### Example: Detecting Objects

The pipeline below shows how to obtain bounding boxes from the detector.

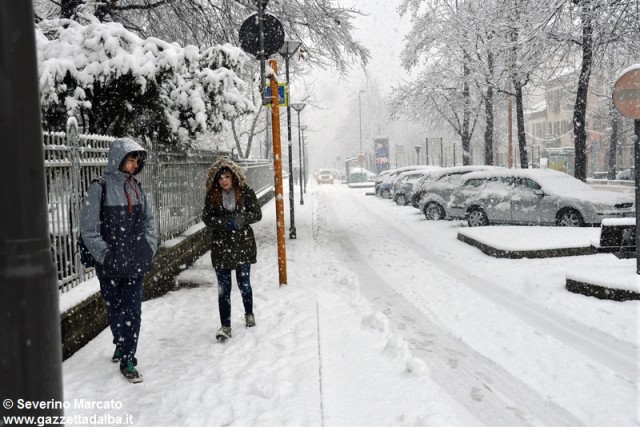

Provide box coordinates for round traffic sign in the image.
[239,13,285,59]
[613,66,640,119]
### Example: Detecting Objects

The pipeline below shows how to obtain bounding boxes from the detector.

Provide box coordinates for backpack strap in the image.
[91,178,106,215]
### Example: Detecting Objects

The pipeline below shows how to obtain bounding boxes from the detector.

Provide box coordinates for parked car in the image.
[448,168,635,227]
[415,166,503,216]
[615,168,634,181]
[392,168,441,206]
[375,166,431,198]
[316,169,334,184]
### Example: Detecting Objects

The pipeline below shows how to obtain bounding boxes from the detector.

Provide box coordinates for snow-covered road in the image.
[313,183,638,426]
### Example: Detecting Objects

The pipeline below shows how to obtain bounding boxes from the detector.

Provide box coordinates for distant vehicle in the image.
[448,168,635,227]
[316,169,334,184]
[349,167,376,184]
[414,165,502,214]
[615,168,634,181]
[591,171,609,180]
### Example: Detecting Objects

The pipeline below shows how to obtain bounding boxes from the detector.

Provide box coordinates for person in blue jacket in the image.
[80,137,157,383]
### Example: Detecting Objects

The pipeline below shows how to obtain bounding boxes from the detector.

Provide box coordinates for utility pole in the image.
[268,60,288,286]
[0,0,64,421]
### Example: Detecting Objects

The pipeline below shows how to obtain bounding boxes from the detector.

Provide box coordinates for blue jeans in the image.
[215,263,253,327]
[98,275,143,369]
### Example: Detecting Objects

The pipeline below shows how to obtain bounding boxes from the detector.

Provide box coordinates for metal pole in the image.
[635,119,639,274]
[440,137,444,166]
[425,137,429,165]
[297,112,304,204]
[269,60,287,286]
[258,0,267,105]
[359,91,363,170]
[291,103,306,203]
[301,126,307,193]
[0,0,64,420]
[284,56,296,239]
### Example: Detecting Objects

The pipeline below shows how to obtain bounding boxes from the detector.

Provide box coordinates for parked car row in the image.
[375,166,635,227]
[374,166,436,199]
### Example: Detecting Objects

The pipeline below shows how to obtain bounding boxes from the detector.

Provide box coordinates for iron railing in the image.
[45,119,273,293]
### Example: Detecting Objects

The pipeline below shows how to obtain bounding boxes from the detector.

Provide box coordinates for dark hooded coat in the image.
[79,137,157,278]
[202,157,262,269]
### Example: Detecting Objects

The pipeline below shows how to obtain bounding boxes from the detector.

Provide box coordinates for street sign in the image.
[239,12,285,59]
[613,66,640,119]
[264,82,287,107]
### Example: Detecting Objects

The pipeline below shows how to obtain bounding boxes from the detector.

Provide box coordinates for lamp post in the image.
[414,145,421,165]
[291,102,306,203]
[425,137,429,165]
[301,125,308,193]
[279,40,301,239]
[358,90,364,170]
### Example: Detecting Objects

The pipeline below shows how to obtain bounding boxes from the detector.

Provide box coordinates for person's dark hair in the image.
[214,166,233,181]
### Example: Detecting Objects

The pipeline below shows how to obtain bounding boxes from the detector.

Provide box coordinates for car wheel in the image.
[556,208,584,227]
[467,208,488,227]
[424,203,444,220]
[382,189,391,199]
[396,194,407,206]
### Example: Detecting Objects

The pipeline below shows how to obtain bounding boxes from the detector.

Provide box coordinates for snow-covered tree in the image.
[36,14,253,148]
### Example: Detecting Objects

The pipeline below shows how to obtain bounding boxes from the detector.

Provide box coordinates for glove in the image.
[226,218,240,232]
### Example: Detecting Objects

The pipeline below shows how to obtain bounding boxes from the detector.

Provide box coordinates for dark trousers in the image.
[98,275,143,369]
[215,263,253,327]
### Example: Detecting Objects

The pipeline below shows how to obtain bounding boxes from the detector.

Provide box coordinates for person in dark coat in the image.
[202,157,262,342]
[79,137,157,383]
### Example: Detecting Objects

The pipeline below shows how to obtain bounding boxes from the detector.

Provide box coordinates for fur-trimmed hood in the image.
[205,157,247,192]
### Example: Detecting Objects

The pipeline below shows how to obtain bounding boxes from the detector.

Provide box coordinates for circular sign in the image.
[613,66,640,119]
[239,13,285,59]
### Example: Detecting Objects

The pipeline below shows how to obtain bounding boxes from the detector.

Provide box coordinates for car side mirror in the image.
[534,189,544,196]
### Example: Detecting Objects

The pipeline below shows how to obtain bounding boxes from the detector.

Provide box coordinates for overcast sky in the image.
[301,0,412,171]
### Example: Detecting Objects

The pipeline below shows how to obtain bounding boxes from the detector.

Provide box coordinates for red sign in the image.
[613,67,640,119]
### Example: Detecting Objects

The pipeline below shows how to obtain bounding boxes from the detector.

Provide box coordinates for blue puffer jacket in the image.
[80,138,157,278]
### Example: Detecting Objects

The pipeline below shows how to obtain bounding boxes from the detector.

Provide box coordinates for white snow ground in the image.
[61,181,639,427]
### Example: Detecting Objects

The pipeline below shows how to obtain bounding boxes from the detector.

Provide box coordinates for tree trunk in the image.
[514,79,528,168]
[607,105,619,180]
[483,85,494,165]
[461,62,471,165]
[573,1,594,182]
[483,51,495,166]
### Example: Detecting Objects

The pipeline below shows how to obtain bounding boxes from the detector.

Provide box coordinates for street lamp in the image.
[279,40,301,239]
[291,102,306,204]
[414,145,421,165]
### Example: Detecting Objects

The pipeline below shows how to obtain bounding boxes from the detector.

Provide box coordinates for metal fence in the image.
[45,119,273,293]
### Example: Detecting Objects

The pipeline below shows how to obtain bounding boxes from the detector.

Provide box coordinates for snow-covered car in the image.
[414,166,503,215]
[448,168,635,227]
[375,166,430,198]
[391,167,441,206]
[615,168,634,181]
[317,169,334,184]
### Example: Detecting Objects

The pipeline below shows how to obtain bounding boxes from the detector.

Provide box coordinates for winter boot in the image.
[120,361,143,383]
[216,326,232,342]
[111,346,123,363]
[245,313,256,328]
